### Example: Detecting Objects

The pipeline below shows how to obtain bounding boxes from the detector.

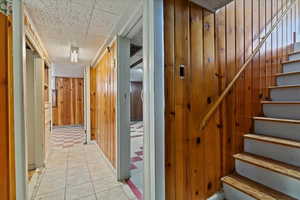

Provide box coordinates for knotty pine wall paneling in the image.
[0,14,15,200]
[52,77,84,126]
[164,0,300,199]
[90,67,96,140]
[130,81,143,121]
[93,42,117,167]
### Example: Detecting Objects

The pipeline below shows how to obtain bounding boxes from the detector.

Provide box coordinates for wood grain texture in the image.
[130,82,143,121]
[164,0,300,198]
[234,153,300,180]
[222,174,296,200]
[92,42,117,167]
[52,77,84,126]
[0,14,15,200]
[244,134,300,148]
[90,67,96,140]
[164,0,176,198]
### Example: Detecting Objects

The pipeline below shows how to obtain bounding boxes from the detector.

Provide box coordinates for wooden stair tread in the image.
[261,101,300,104]
[234,153,300,180]
[288,50,300,56]
[222,174,296,200]
[281,59,300,64]
[275,71,300,77]
[245,134,300,148]
[269,85,300,89]
[253,116,300,124]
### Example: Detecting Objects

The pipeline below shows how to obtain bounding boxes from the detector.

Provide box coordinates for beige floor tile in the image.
[46,164,67,173]
[68,161,88,169]
[90,169,115,181]
[34,189,65,200]
[96,186,130,200]
[88,163,111,173]
[67,166,89,177]
[33,129,138,200]
[37,177,65,196]
[72,194,97,200]
[42,171,66,183]
[67,172,91,186]
[93,176,121,193]
[66,182,94,200]
[86,158,107,165]
[122,184,136,199]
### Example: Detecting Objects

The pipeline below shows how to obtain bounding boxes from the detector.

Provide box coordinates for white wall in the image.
[131,67,143,82]
[52,63,85,78]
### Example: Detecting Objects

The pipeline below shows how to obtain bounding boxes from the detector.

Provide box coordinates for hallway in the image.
[31,128,136,200]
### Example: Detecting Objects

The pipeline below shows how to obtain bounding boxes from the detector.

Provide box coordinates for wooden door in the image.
[53,77,84,126]
[130,81,143,121]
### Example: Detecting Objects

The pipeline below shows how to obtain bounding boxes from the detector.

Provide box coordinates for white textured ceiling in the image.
[24,0,141,65]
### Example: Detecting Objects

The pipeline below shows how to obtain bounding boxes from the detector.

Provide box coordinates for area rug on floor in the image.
[51,126,86,148]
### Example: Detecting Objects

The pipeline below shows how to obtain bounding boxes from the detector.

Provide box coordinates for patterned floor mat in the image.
[128,121,144,200]
[130,121,144,138]
[51,126,86,148]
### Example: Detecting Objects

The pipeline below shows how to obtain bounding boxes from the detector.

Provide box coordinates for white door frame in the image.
[143,0,165,199]
[116,36,131,180]
[117,0,165,199]
[84,66,91,144]
[13,0,28,199]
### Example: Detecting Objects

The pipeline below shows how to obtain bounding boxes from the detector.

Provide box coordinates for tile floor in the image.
[51,126,86,148]
[31,129,136,200]
[128,122,144,200]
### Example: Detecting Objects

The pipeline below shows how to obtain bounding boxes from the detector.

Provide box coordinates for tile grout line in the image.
[85,144,98,199]
[64,148,69,200]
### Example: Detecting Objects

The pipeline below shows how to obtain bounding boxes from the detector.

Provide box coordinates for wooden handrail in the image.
[199,0,296,131]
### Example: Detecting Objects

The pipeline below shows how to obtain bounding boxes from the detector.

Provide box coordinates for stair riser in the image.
[289,53,300,61]
[276,73,300,86]
[245,139,300,167]
[283,62,300,73]
[263,104,300,120]
[254,119,300,141]
[294,43,300,52]
[236,159,300,199]
[270,87,300,101]
[223,183,256,200]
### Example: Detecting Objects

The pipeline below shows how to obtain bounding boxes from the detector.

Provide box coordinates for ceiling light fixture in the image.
[70,46,79,63]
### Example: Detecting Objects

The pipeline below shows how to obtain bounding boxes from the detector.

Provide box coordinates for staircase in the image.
[221,42,300,200]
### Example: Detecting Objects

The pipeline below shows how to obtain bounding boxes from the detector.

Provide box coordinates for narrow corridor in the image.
[31,128,136,200]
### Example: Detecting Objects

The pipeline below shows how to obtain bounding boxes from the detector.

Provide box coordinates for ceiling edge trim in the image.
[90,1,143,68]
[24,5,51,65]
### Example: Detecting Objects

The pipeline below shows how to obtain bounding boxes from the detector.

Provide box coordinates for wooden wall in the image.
[90,67,96,140]
[164,0,299,199]
[130,81,143,121]
[52,77,84,126]
[90,42,117,167]
[0,14,15,199]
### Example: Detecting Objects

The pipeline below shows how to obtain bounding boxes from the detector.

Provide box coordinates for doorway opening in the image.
[25,40,51,198]
[128,27,144,198]
[51,72,85,148]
